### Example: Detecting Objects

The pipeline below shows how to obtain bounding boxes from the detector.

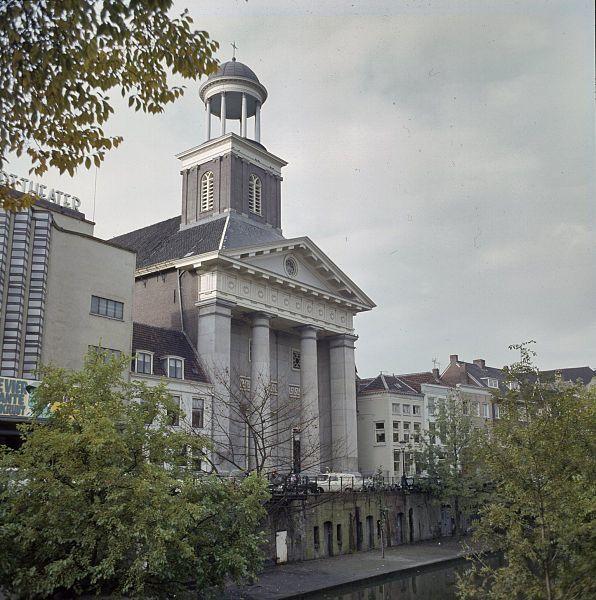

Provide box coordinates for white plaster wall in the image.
[42,228,135,372]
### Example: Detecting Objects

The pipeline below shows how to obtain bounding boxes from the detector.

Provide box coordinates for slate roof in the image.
[527,366,595,386]
[461,362,507,390]
[132,322,209,383]
[359,373,419,395]
[109,215,224,269]
[398,371,453,393]
[110,213,285,270]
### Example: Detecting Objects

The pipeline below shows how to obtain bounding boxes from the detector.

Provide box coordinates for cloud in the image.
[4,0,594,373]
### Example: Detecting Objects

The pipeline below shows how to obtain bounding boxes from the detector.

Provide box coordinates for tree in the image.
[0,352,268,598]
[201,367,331,476]
[458,343,596,600]
[417,390,489,536]
[0,0,219,211]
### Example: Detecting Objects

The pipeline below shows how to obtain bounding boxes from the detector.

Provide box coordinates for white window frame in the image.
[191,397,205,429]
[391,402,401,415]
[248,174,262,215]
[169,395,181,427]
[392,421,400,443]
[200,171,214,212]
[374,421,386,444]
[482,403,490,418]
[412,405,420,416]
[402,404,411,415]
[486,378,499,389]
[135,350,153,375]
[165,356,184,380]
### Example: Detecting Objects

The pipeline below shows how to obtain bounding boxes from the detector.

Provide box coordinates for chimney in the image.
[432,367,440,379]
[450,354,459,364]
[473,358,486,369]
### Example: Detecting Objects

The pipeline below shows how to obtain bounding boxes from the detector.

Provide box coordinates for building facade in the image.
[0,193,135,447]
[111,59,375,474]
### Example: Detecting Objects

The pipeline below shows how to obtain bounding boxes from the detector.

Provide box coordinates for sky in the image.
[6,0,595,376]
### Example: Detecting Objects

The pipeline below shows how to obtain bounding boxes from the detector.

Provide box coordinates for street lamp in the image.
[399,440,409,489]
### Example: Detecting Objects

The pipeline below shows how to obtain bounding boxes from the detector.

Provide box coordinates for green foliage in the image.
[0,352,268,598]
[0,0,219,210]
[458,343,596,600]
[417,391,490,535]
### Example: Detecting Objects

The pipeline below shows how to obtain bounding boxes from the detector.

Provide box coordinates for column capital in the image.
[296,324,321,337]
[250,311,275,323]
[328,332,358,350]
[197,298,236,317]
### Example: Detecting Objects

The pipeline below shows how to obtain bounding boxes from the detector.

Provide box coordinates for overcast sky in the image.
[7,0,595,376]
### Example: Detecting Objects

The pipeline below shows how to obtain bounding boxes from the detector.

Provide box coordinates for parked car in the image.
[314,472,364,492]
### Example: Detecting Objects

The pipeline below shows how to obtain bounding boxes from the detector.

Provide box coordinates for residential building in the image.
[110,58,376,474]
[357,374,423,479]
[131,322,213,470]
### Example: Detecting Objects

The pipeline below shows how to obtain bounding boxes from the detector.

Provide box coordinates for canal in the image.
[300,557,495,600]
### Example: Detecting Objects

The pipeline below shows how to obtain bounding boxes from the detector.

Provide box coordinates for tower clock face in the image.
[284,256,298,278]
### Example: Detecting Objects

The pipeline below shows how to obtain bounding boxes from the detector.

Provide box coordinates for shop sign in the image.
[0,376,39,419]
[0,169,82,212]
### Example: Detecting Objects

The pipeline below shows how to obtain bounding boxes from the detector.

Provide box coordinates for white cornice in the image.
[176,133,287,175]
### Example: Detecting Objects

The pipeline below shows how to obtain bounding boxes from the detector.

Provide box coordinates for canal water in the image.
[302,558,478,600]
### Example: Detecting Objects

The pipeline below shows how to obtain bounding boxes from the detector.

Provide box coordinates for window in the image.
[486,378,499,389]
[427,398,435,416]
[403,433,410,443]
[248,174,262,215]
[393,449,401,473]
[392,421,400,442]
[192,397,205,428]
[374,421,386,444]
[135,351,152,374]
[482,403,490,418]
[169,395,181,426]
[413,423,420,432]
[493,404,500,419]
[392,402,401,415]
[412,405,420,416]
[166,357,183,379]
[508,381,520,391]
[473,401,480,416]
[88,345,121,363]
[462,401,469,416]
[90,295,123,320]
[403,422,410,430]
[291,349,301,371]
[200,171,214,212]
[429,422,436,444]
[284,256,298,278]
[402,404,411,415]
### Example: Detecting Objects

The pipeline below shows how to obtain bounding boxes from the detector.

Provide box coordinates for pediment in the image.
[222,237,375,309]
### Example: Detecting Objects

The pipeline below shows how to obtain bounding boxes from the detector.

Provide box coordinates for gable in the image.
[238,252,337,294]
[222,237,375,308]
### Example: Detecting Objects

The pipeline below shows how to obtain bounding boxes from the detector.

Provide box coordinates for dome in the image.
[208,59,260,83]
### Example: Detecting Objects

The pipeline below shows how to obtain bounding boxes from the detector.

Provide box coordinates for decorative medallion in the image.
[284,255,298,278]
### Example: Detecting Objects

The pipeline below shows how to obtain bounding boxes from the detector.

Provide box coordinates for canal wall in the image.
[265,491,458,564]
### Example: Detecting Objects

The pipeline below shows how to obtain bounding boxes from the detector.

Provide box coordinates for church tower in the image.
[176,58,287,231]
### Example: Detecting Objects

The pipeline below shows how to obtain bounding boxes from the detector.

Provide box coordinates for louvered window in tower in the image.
[248,174,262,215]
[200,171,214,212]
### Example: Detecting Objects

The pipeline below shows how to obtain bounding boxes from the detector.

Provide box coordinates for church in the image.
[111,58,376,474]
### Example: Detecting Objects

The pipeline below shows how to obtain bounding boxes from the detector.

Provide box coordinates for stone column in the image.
[205,98,211,140]
[255,102,261,142]
[197,299,235,471]
[220,92,227,135]
[249,312,272,471]
[241,93,247,138]
[329,333,359,473]
[299,325,320,472]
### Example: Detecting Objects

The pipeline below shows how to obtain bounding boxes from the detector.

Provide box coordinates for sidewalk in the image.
[226,538,470,599]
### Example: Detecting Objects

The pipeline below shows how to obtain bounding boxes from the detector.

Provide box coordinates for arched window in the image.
[248,174,262,215]
[200,171,214,212]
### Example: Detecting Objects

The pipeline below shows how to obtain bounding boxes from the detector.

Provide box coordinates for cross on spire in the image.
[231,41,238,61]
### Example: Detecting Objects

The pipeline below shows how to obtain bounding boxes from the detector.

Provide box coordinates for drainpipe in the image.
[177,268,185,333]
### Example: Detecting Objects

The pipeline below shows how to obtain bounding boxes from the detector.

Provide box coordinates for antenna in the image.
[432,357,441,371]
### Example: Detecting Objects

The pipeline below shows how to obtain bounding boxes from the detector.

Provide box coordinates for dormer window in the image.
[486,378,499,389]
[200,171,214,212]
[165,356,184,379]
[135,351,153,375]
[248,174,262,215]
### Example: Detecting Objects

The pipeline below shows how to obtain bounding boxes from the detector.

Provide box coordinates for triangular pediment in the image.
[222,237,375,309]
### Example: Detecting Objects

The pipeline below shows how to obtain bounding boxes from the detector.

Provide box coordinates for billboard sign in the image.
[0,376,40,419]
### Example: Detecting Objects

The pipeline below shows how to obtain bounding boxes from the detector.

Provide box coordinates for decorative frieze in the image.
[197,267,353,333]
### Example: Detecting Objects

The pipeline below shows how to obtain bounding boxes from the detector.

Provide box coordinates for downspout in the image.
[177,268,185,333]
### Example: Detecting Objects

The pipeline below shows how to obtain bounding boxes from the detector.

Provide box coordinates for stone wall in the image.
[265,491,455,564]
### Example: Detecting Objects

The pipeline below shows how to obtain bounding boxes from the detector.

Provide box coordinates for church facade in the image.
[112,59,375,474]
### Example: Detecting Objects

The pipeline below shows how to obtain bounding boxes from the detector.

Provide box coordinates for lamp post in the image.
[292,427,301,474]
[399,440,409,489]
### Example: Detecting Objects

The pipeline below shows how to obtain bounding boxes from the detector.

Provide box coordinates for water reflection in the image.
[307,559,477,600]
